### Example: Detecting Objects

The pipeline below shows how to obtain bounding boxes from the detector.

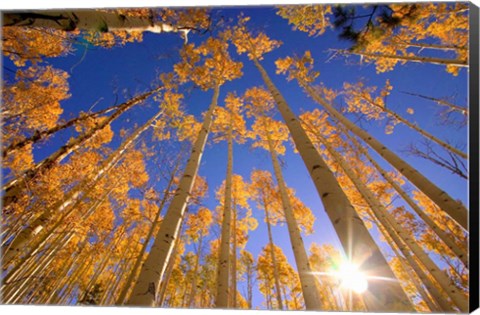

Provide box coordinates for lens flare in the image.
[336,262,368,294]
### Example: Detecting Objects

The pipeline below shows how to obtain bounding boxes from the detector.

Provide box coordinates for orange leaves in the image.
[176,114,202,144]
[253,178,317,235]
[277,5,333,37]
[256,243,299,299]
[120,198,143,223]
[191,175,208,205]
[174,37,243,89]
[185,207,213,242]
[3,143,34,174]
[227,15,282,61]
[342,81,385,120]
[215,174,250,210]
[351,3,468,74]
[160,8,211,30]
[75,116,114,149]
[275,51,319,84]
[249,116,289,155]
[160,91,183,120]
[2,27,73,66]
[342,79,400,135]
[243,86,275,118]
[288,189,315,235]
[122,150,150,188]
[4,65,70,131]
[299,108,336,145]
[212,93,248,143]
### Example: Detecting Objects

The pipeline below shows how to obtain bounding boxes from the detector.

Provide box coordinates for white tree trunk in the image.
[215,121,234,308]
[365,97,467,159]
[263,197,284,310]
[116,158,179,304]
[2,109,163,266]
[340,50,468,67]
[126,85,220,306]
[318,133,468,312]
[230,203,238,308]
[253,58,413,312]
[4,11,185,35]
[3,87,161,208]
[303,83,468,230]
[346,132,468,266]
[265,131,322,310]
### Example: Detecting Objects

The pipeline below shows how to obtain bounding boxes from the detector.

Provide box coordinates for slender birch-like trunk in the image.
[388,239,441,312]
[157,216,188,306]
[364,97,467,159]
[246,260,253,309]
[344,131,468,265]
[263,195,284,310]
[187,233,204,307]
[116,157,180,304]
[339,50,468,67]
[230,203,238,308]
[302,82,468,230]
[2,109,163,265]
[377,215,456,312]
[2,189,111,298]
[3,102,121,159]
[215,120,233,308]
[401,91,468,115]
[253,58,413,311]
[264,130,322,310]
[3,10,190,36]
[3,87,161,208]
[126,85,220,306]
[317,133,468,312]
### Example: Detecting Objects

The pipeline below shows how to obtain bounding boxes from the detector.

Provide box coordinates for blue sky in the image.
[2,2,469,310]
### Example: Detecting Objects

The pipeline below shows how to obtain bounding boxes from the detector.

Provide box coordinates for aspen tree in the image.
[212,94,249,308]
[229,20,413,310]
[126,37,242,306]
[115,155,182,304]
[344,130,468,265]
[3,86,162,210]
[315,131,468,312]
[299,108,468,266]
[2,106,163,266]
[249,170,285,309]
[276,51,468,230]
[3,8,210,44]
[185,207,213,307]
[3,102,122,159]
[342,80,467,159]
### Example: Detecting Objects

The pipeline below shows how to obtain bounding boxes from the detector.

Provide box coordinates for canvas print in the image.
[1,2,476,313]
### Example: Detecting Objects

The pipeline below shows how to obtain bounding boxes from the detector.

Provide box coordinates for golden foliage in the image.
[176,114,202,144]
[3,143,34,173]
[174,37,243,89]
[212,93,248,143]
[243,86,275,118]
[275,51,319,84]
[185,207,213,243]
[277,5,332,37]
[3,65,70,132]
[248,116,289,155]
[354,3,468,74]
[225,15,282,61]
[3,27,74,66]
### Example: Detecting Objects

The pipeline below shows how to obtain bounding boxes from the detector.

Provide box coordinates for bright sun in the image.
[336,262,369,294]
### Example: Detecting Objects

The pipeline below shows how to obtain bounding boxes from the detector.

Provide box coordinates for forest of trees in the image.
[1,2,472,313]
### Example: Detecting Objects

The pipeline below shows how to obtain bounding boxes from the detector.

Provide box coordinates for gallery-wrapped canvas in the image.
[1,1,479,314]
